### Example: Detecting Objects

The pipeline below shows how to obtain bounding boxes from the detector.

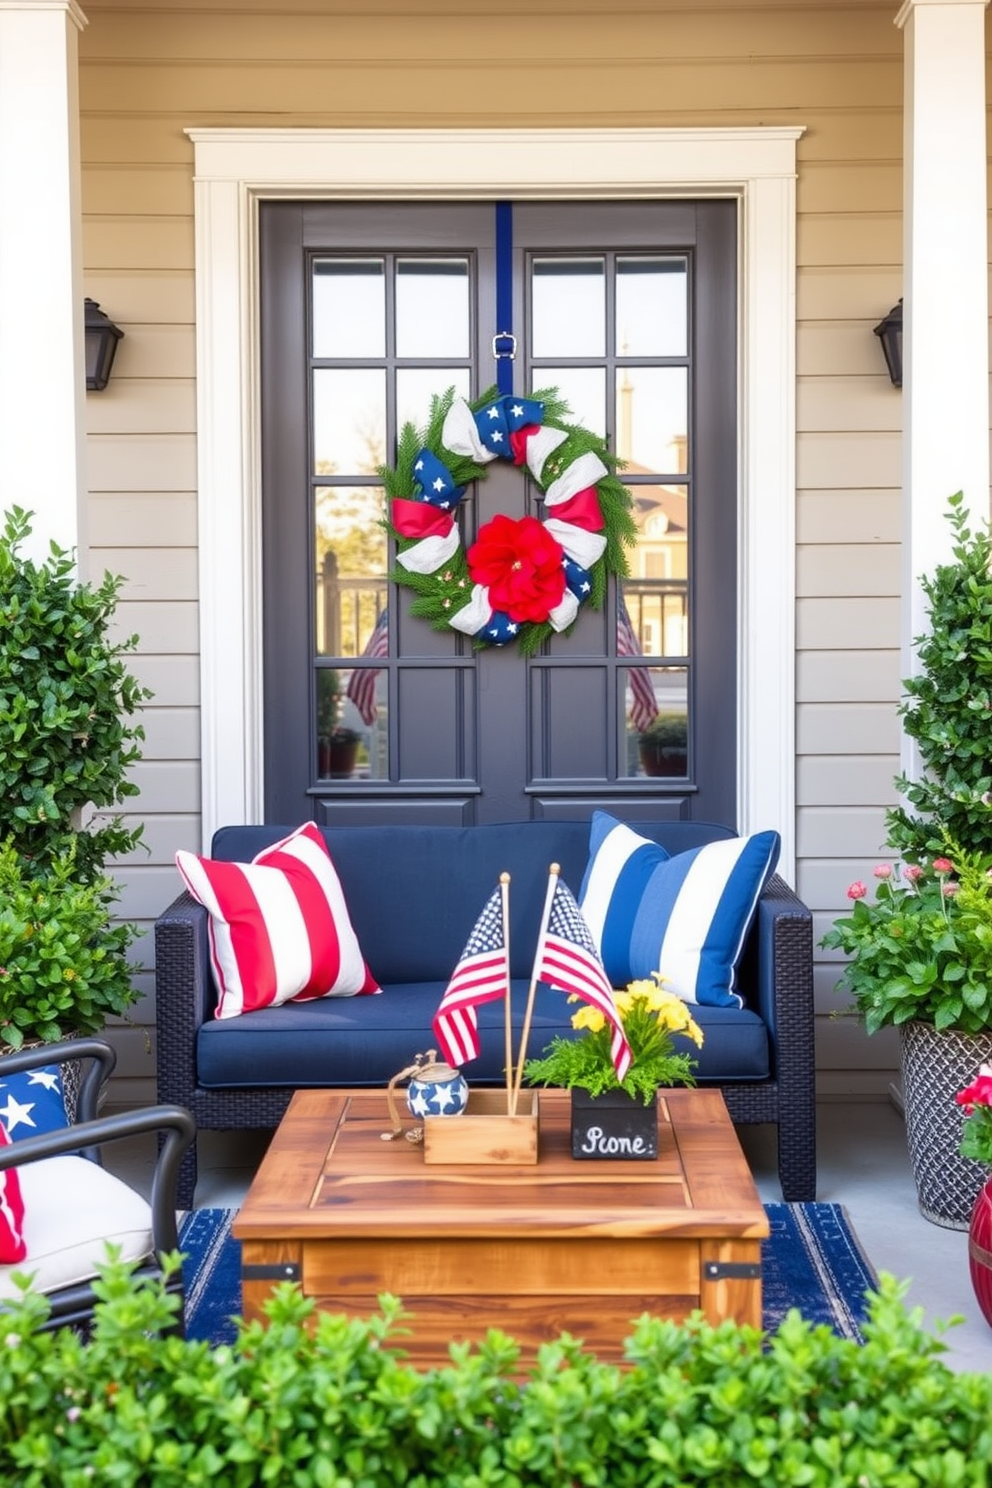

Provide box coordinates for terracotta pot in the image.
[569,1087,658,1160]
[968,1177,992,1329]
[637,741,688,778]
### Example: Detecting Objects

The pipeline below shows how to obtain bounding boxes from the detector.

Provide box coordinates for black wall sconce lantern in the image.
[84,298,124,391]
[873,298,903,388]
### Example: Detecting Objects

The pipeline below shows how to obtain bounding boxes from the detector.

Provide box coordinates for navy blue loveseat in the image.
[154,818,815,1205]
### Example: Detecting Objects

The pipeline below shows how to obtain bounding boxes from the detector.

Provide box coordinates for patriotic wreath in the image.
[381,386,637,656]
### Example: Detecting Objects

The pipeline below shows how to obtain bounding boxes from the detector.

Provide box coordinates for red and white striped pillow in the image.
[0,1125,26,1264]
[176,822,379,1020]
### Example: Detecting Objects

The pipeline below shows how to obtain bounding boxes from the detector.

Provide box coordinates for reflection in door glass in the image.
[315,665,388,782]
[614,367,687,474]
[532,258,605,357]
[616,256,687,358]
[619,666,688,779]
[312,259,385,358]
[313,369,386,475]
[396,259,470,358]
[621,573,689,663]
[314,488,388,656]
[539,367,605,436]
[397,367,472,436]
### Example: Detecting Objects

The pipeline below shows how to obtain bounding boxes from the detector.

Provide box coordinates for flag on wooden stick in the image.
[432,887,509,1068]
[535,876,632,1081]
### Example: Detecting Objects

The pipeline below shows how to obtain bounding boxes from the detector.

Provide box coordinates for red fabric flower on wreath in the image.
[467,514,567,623]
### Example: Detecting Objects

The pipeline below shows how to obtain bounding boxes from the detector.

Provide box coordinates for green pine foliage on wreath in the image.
[379,385,638,657]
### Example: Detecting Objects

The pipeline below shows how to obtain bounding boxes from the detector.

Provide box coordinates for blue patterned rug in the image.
[179,1202,877,1350]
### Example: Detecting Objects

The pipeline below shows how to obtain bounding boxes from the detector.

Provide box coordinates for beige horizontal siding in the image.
[797,376,901,433]
[797,703,901,755]
[87,436,197,493]
[85,380,196,436]
[798,754,898,805]
[111,600,199,654]
[796,542,900,596]
[75,0,934,1098]
[798,266,904,320]
[90,494,198,549]
[797,649,899,703]
[114,814,202,865]
[89,548,198,602]
[798,806,891,859]
[799,853,894,911]
[139,708,200,759]
[797,490,900,544]
[796,597,900,648]
[798,322,889,377]
[797,432,901,489]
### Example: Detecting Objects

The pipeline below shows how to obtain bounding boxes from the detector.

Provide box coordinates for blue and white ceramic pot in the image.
[406,1058,469,1119]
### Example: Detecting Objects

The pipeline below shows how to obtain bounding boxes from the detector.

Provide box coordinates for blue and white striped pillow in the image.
[578,813,781,1007]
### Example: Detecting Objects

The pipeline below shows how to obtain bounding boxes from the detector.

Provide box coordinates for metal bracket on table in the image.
[242,1262,301,1282]
[703,1261,762,1281]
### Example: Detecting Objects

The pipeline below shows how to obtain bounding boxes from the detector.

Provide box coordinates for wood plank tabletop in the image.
[234,1087,768,1243]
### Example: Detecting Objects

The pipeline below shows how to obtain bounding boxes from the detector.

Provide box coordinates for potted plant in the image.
[955,1063,992,1328]
[0,506,149,883]
[886,491,992,862]
[637,711,688,777]
[822,493,992,1228]
[0,837,139,1053]
[523,975,703,1159]
[821,846,992,1227]
[315,669,360,779]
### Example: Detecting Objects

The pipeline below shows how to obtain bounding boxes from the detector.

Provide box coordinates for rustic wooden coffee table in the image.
[233,1087,768,1365]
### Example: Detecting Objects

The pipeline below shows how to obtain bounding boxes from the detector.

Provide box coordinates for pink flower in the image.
[956,1066,992,1111]
[873,864,893,879]
[902,864,924,883]
[932,857,954,874]
[942,881,960,897]
[847,881,868,900]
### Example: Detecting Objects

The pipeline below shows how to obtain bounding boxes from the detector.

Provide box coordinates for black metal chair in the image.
[0,1038,195,1335]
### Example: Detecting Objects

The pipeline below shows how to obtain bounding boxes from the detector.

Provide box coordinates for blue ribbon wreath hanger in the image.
[493,202,515,395]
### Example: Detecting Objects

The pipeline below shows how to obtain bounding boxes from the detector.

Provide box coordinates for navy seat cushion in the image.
[196,980,769,1088]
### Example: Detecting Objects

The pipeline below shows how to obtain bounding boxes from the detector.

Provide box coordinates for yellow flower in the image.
[571,1004,605,1033]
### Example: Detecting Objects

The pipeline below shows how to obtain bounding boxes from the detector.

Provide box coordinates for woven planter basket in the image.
[899,1020,992,1230]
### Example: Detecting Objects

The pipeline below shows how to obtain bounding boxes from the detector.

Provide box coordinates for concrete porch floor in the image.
[107,1098,992,1373]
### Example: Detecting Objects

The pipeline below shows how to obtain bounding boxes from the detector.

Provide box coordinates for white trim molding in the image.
[188,127,802,879]
[0,0,88,564]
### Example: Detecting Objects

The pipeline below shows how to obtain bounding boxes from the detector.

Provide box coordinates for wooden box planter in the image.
[423,1090,540,1165]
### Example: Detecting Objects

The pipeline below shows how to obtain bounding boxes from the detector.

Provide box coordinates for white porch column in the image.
[0,0,88,562]
[896,0,991,750]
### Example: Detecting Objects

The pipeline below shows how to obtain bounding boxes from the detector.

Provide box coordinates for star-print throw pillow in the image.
[0,1064,69,1141]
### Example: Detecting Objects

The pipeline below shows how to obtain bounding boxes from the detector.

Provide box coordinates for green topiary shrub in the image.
[0,1257,989,1487]
[886,491,992,862]
[0,506,150,883]
[0,837,139,1049]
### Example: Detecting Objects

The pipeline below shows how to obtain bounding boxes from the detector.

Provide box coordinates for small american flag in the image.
[346,608,389,726]
[536,877,632,1081]
[617,595,658,733]
[432,888,509,1068]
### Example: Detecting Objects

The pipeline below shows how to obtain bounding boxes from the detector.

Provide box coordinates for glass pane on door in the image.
[309,247,475,787]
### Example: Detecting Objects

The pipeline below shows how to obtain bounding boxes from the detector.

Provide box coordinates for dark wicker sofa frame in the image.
[155,871,815,1207]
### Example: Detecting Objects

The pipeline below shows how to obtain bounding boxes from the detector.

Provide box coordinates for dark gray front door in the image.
[259,199,736,828]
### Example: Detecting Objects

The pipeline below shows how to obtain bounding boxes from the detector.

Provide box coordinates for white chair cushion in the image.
[0,1155,153,1300]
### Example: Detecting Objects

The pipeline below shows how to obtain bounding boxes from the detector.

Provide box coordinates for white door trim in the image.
[187,126,802,879]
